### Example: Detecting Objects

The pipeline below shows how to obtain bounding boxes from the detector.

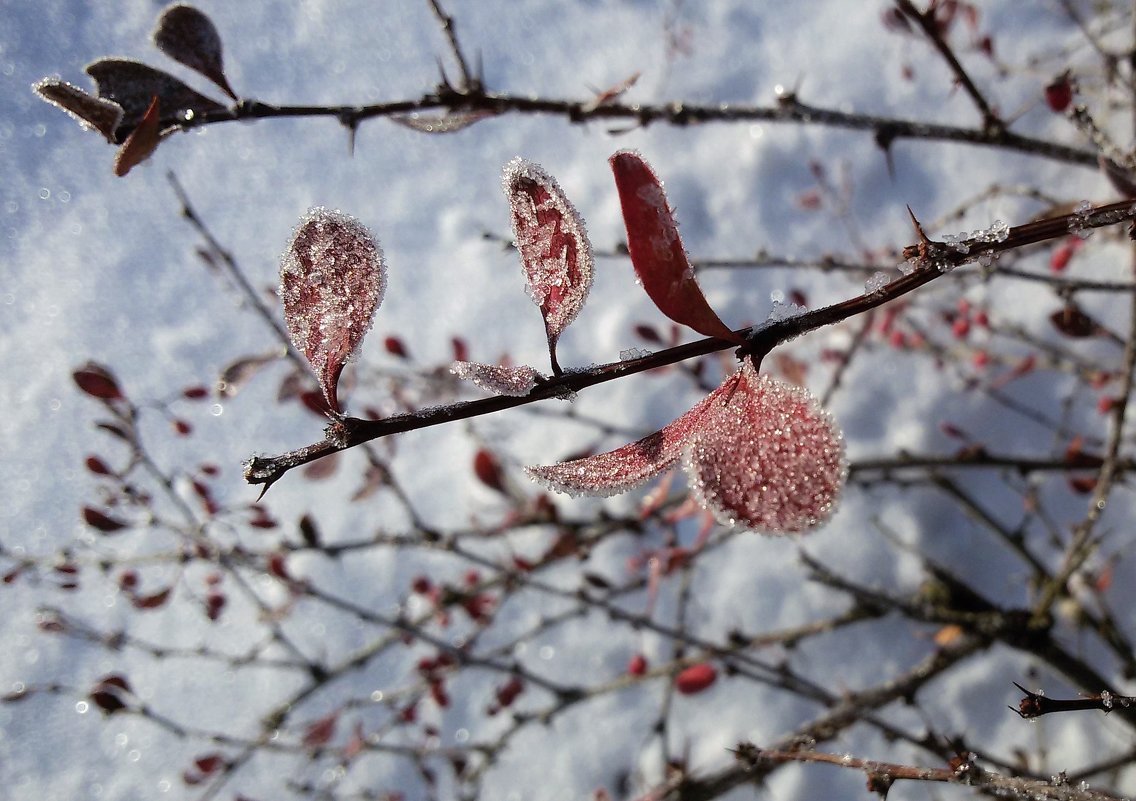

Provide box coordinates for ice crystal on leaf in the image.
[280,208,385,415]
[686,364,845,533]
[609,151,743,344]
[450,361,546,397]
[152,4,238,100]
[503,157,594,375]
[528,362,845,533]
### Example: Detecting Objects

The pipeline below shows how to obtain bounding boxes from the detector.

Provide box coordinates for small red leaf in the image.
[113,94,162,176]
[90,674,132,715]
[674,663,717,694]
[73,362,124,400]
[684,363,845,533]
[85,455,112,475]
[503,157,595,374]
[1044,75,1073,113]
[83,506,129,533]
[384,336,409,359]
[133,586,172,610]
[1050,304,1100,338]
[152,4,238,100]
[628,653,648,676]
[302,711,339,750]
[473,449,508,494]
[609,151,742,343]
[280,208,386,413]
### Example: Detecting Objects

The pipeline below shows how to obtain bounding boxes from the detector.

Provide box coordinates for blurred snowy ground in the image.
[2,1,1133,800]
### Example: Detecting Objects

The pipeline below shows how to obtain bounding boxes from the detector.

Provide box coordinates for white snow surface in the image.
[2,2,1132,800]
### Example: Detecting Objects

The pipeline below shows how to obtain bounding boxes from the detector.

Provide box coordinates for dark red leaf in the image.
[609,151,742,343]
[73,362,124,400]
[204,591,225,621]
[473,449,507,494]
[183,753,227,785]
[503,157,595,374]
[152,4,238,99]
[302,710,339,750]
[85,456,112,475]
[1044,75,1073,113]
[113,94,162,176]
[384,336,409,359]
[495,676,524,707]
[634,323,663,344]
[85,58,225,142]
[132,586,172,610]
[674,663,717,694]
[628,653,648,676]
[83,506,129,533]
[32,78,123,142]
[90,674,132,715]
[280,208,386,413]
[182,385,209,400]
[451,336,470,363]
[1050,304,1100,338]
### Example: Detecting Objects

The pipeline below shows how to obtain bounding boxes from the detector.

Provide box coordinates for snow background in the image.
[2,1,1134,799]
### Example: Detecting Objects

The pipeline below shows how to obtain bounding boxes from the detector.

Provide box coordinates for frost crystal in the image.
[503,157,594,372]
[684,363,845,533]
[864,271,890,295]
[768,301,807,322]
[450,361,545,397]
[280,208,386,413]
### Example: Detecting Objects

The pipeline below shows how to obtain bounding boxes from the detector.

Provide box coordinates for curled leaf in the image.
[503,158,595,374]
[113,95,163,176]
[609,151,741,343]
[450,361,545,397]
[280,209,386,414]
[684,363,845,533]
[32,78,123,143]
[86,58,225,141]
[525,377,738,496]
[152,4,238,100]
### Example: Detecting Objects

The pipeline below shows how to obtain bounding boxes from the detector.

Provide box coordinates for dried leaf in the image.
[32,78,123,142]
[152,4,238,100]
[609,151,742,343]
[85,58,225,141]
[450,361,545,397]
[503,157,595,374]
[526,377,737,496]
[280,208,386,413]
[684,364,845,533]
[113,95,163,176]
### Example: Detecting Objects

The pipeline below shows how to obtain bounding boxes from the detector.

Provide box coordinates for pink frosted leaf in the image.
[33,78,123,143]
[450,361,545,397]
[503,157,594,374]
[280,208,386,414]
[609,151,742,343]
[152,4,238,100]
[85,58,226,142]
[684,363,845,534]
[526,376,739,497]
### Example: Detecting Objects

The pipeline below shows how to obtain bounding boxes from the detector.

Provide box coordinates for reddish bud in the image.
[73,362,124,401]
[628,653,648,676]
[85,456,112,475]
[1044,76,1073,113]
[384,336,409,359]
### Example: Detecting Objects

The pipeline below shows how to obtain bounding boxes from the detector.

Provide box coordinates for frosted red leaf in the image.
[32,78,123,143]
[525,376,740,497]
[503,157,594,374]
[85,58,226,142]
[609,151,742,343]
[684,362,845,534]
[450,361,545,397]
[73,362,124,400]
[280,208,386,414]
[113,95,162,176]
[152,4,238,100]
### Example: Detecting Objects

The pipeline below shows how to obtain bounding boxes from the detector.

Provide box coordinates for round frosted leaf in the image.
[684,364,845,533]
[280,208,386,413]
